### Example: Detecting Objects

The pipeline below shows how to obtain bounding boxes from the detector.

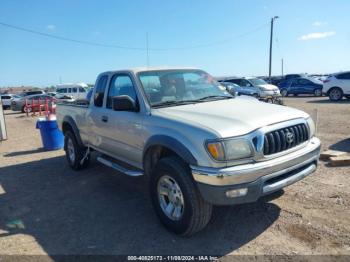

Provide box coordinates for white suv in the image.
[323,71,350,101]
[1,94,14,109]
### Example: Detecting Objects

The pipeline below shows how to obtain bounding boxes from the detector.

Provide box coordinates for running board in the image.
[97,156,144,177]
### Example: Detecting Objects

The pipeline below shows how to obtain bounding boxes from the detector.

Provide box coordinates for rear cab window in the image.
[94,75,108,107]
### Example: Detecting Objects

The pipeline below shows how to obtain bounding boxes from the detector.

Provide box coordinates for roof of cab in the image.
[100,66,200,75]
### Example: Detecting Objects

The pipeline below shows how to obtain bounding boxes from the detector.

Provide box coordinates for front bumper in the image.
[191,137,321,205]
[259,90,281,98]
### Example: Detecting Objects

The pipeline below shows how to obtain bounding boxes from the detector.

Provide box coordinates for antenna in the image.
[146,32,150,68]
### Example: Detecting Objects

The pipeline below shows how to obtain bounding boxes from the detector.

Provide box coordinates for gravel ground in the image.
[0,96,349,258]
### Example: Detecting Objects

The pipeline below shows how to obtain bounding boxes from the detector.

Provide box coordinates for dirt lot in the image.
[0,96,349,258]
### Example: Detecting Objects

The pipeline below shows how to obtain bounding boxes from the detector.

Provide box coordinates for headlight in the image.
[206,139,253,161]
[306,117,316,138]
[259,87,269,91]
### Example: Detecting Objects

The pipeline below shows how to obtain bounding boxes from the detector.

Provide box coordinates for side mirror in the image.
[112,95,137,112]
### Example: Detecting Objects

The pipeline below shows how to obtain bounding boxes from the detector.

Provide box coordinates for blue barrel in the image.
[36,120,64,150]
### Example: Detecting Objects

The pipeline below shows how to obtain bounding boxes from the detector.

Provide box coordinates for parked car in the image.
[223,77,280,98]
[11,94,55,112]
[57,67,320,236]
[323,71,350,101]
[55,94,75,102]
[1,94,14,109]
[267,76,284,86]
[47,92,57,97]
[219,81,255,97]
[56,83,89,100]
[278,77,323,97]
[18,90,46,97]
[284,74,306,81]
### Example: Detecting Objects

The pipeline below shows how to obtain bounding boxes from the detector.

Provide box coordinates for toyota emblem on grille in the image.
[286,132,294,144]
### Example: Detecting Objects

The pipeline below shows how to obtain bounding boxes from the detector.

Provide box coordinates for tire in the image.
[64,130,90,170]
[281,90,288,97]
[328,87,343,101]
[150,156,212,237]
[22,105,32,113]
[314,89,322,97]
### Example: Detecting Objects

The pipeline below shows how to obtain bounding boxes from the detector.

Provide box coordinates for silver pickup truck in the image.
[57,67,321,236]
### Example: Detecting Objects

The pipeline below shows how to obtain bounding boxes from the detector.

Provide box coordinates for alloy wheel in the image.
[157,175,185,221]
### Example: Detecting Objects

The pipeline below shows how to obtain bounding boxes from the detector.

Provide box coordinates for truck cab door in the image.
[94,73,144,167]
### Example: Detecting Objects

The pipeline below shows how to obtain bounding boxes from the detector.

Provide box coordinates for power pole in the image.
[269,16,279,81]
[281,58,284,77]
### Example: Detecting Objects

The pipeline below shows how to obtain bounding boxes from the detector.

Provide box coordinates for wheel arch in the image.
[143,135,198,176]
[62,116,84,147]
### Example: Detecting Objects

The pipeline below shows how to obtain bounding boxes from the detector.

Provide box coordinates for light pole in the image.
[269,16,279,82]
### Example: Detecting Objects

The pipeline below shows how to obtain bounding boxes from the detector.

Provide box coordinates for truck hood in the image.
[257,84,279,91]
[153,97,308,138]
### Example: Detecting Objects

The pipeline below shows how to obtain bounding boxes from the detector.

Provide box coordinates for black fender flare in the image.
[143,135,198,166]
[62,116,83,147]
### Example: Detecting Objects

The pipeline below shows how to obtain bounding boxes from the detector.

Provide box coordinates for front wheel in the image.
[314,89,322,97]
[328,87,343,101]
[150,157,212,237]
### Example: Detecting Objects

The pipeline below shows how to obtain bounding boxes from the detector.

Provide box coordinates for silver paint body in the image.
[57,68,320,188]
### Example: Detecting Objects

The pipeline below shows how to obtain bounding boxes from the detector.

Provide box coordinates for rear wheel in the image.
[150,156,212,236]
[328,87,343,101]
[64,130,90,170]
[314,89,322,97]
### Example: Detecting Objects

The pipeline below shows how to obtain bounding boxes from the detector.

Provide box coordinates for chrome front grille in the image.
[263,124,309,155]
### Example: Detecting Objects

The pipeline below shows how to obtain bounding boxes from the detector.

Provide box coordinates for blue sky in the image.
[0,0,349,87]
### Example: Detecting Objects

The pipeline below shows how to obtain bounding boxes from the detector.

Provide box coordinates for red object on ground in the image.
[25,98,56,117]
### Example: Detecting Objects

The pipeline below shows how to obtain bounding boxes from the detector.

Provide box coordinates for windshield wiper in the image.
[152,100,196,108]
[196,95,233,101]
[152,95,233,108]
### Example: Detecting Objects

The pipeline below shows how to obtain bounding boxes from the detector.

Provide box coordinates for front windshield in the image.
[138,69,231,107]
[248,78,267,86]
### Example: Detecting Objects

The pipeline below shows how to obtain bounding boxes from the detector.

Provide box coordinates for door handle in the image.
[101,116,108,122]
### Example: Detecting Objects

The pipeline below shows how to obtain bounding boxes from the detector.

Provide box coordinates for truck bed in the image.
[56,101,90,145]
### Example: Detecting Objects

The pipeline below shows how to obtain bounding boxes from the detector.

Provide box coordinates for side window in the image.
[337,73,350,80]
[107,75,137,109]
[57,88,67,93]
[94,75,108,107]
[72,88,77,93]
[227,79,240,85]
[298,79,310,85]
[240,79,252,87]
[79,87,86,92]
[291,79,299,87]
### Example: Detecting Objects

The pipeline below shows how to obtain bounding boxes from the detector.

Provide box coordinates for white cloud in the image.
[46,24,55,31]
[298,31,335,41]
[312,21,328,27]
